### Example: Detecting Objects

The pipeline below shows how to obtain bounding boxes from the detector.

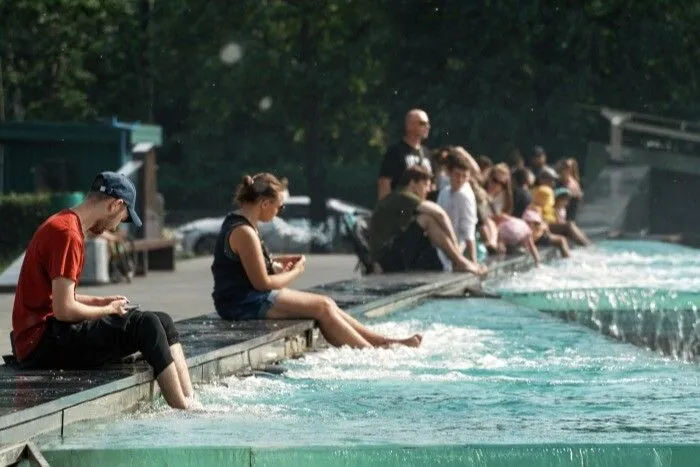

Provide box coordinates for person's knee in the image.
[135,311,166,342]
[554,235,569,248]
[133,312,173,376]
[314,296,337,320]
[153,311,179,346]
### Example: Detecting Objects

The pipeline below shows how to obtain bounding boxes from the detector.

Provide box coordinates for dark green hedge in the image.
[0,193,53,265]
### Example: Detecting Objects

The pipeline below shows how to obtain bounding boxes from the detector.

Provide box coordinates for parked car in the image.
[278,196,372,251]
[174,196,371,256]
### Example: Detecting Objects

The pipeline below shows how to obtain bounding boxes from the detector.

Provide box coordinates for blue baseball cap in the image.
[91,171,142,227]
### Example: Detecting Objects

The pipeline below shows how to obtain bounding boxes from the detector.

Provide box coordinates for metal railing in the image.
[580,104,700,160]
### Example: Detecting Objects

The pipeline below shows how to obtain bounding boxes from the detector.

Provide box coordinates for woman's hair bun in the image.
[234,172,282,205]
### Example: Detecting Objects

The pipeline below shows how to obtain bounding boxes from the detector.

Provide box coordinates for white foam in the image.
[487,244,700,293]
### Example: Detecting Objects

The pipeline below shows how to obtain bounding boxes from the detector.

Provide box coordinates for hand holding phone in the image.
[107,299,139,317]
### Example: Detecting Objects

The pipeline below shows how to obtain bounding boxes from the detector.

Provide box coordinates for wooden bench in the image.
[130,238,177,275]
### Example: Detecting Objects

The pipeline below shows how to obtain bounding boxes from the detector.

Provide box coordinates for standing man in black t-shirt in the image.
[377,108,433,200]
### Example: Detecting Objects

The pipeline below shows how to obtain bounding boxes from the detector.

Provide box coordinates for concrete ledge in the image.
[347,248,559,319]
[39,444,700,467]
[0,249,558,449]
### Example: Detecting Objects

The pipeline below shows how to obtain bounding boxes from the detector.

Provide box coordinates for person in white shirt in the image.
[437,148,481,271]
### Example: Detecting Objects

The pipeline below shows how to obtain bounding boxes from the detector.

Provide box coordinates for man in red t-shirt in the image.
[11,172,194,410]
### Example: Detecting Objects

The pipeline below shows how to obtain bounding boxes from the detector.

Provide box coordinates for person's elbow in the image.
[439,211,452,226]
[250,276,272,292]
[52,300,76,321]
[377,178,390,199]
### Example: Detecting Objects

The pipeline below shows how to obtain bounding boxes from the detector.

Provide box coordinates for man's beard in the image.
[88,213,121,236]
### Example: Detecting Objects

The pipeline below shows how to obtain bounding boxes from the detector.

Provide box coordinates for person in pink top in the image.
[494,210,542,266]
[524,207,571,259]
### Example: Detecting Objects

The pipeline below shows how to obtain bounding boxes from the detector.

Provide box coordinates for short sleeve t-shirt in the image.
[12,210,85,360]
[498,217,532,246]
[437,184,477,244]
[369,191,422,260]
[378,140,432,190]
[531,185,557,224]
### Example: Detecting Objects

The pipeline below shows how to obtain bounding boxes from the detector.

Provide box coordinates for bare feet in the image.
[391,334,423,348]
[454,260,488,277]
[473,263,488,277]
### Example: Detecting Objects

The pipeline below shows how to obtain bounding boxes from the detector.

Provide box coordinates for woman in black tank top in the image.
[211,173,423,349]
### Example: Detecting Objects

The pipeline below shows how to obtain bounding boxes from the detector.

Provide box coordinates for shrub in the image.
[0,193,53,266]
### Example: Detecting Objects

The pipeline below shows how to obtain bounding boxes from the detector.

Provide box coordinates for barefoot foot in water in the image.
[391,334,423,348]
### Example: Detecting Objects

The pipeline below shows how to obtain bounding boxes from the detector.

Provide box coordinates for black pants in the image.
[379,221,443,273]
[18,311,179,377]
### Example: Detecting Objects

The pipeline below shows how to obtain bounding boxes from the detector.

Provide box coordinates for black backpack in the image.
[341,212,374,274]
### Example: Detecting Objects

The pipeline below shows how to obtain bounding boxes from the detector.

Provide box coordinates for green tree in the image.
[3,0,700,219]
[0,0,141,121]
[152,0,392,219]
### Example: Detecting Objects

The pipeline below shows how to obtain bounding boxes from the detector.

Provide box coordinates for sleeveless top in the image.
[211,212,275,309]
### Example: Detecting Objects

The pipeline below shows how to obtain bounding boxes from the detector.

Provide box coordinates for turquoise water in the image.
[44,240,700,455]
[488,239,700,294]
[487,240,700,360]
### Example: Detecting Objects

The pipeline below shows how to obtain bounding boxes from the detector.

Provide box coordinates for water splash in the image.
[490,240,700,360]
[46,297,700,449]
[487,240,700,293]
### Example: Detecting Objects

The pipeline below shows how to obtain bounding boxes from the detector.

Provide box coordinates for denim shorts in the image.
[216,290,280,321]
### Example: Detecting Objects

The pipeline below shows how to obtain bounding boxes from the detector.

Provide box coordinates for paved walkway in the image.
[0,254,359,358]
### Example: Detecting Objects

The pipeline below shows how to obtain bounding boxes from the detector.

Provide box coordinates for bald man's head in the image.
[404,109,430,141]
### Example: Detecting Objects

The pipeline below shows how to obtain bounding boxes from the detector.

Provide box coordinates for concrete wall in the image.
[649,168,700,236]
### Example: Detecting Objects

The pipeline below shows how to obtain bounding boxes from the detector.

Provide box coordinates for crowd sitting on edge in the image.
[8,108,596,410]
[371,108,593,273]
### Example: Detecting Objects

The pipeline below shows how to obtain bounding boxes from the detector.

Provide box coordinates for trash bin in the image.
[49,192,84,213]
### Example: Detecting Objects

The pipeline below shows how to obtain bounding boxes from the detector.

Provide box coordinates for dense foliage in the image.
[2,0,699,217]
[0,193,52,262]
